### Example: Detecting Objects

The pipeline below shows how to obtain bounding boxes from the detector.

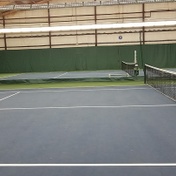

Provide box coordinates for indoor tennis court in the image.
[0,85,176,176]
[0,0,176,176]
[0,70,128,81]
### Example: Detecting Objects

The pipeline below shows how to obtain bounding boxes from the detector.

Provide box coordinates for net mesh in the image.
[121,61,138,76]
[144,64,176,101]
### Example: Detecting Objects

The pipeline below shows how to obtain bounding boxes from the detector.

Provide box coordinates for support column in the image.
[94,0,97,46]
[142,3,145,45]
[48,2,52,48]
[3,16,7,50]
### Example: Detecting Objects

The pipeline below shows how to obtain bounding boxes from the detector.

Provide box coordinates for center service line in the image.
[0,163,176,167]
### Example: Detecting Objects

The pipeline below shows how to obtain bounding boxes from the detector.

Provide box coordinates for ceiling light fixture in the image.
[0,21,175,34]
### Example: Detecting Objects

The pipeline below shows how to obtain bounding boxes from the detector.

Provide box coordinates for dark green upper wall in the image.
[0,43,176,73]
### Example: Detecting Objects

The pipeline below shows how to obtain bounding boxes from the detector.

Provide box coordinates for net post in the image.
[134,50,137,64]
[144,64,147,84]
[121,61,123,71]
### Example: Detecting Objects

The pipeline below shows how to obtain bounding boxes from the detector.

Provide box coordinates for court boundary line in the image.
[0,104,175,111]
[17,87,151,94]
[0,92,20,102]
[0,91,19,94]
[0,84,146,92]
[0,163,176,167]
[53,72,68,78]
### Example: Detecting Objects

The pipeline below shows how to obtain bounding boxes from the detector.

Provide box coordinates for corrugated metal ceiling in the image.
[0,0,50,16]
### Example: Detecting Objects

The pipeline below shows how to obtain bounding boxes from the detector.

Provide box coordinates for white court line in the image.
[0,91,19,94]
[0,85,146,92]
[18,87,151,94]
[0,92,20,102]
[53,72,68,78]
[0,163,176,167]
[0,104,175,111]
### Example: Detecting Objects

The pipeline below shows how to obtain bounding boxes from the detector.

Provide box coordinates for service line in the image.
[0,104,176,111]
[0,163,176,167]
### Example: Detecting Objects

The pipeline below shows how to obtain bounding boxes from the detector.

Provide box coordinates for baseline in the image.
[17,87,151,94]
[0,163,176,167]
[0,104,176,111]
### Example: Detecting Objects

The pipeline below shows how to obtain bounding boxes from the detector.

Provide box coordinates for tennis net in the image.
[144,64,176,101]
[121,61,139,77]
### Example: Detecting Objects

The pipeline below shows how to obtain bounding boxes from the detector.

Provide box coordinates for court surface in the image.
[0,85,176,176]
[1,68,175,81]
[0,70,127,81]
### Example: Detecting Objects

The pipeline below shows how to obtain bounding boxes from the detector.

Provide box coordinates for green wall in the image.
[0,43,176,73]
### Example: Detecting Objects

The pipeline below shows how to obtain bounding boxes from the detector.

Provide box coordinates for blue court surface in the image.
[0,70,127,80]
[0,85,176,176]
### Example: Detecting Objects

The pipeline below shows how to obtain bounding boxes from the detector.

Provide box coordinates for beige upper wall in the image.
[0,1,175,50]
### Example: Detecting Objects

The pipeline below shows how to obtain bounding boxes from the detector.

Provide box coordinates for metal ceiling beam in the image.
[0,0,175,11]
[0,0,50,16]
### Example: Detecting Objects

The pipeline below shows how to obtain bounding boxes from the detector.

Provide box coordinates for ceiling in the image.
[0,0,175,17]
[0,0,51,16]
[0,0,50,6]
